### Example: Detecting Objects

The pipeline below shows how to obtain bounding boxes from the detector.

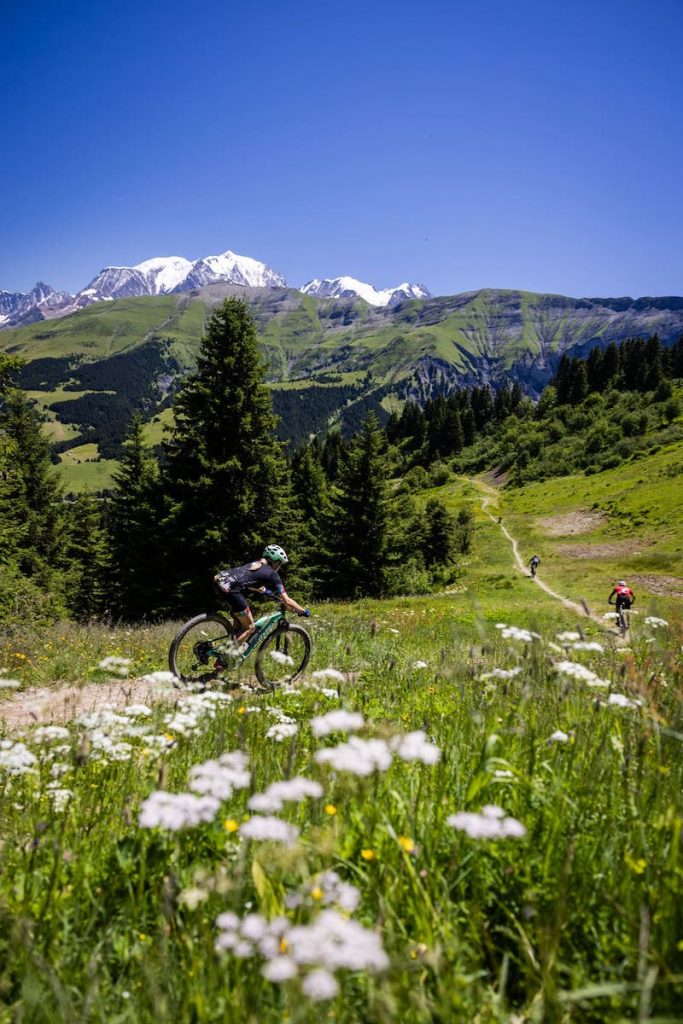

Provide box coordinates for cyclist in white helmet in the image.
[214,545,310,645]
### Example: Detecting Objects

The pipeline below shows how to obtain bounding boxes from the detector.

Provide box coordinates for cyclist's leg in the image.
[232,605,256,645]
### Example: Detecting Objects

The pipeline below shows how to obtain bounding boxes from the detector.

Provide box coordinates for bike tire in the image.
[254,623,311,690]
[169,612,235,687]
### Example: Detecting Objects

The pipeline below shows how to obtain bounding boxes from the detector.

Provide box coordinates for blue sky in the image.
[1,0,681,298]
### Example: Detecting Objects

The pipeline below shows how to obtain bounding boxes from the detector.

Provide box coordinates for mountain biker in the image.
[214,544,310,647]
[609,580,635,617]
[529,555,540,577]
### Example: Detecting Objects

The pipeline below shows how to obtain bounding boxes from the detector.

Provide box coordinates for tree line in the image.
[0,299,472,626]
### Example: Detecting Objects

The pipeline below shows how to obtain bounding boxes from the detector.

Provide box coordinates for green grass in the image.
[56,454,116,493]
[0,581,681,1022]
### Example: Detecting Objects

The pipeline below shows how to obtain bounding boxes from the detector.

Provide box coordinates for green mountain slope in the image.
[3,285,682,490]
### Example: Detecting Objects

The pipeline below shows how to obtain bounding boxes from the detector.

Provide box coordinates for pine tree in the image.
[421,498,456,567]
[331,413,392,598]
[64,494,110,621]
[291,444,332,596]
[0,355,67,621]
[162,298,291,611]
[108,416,166,620]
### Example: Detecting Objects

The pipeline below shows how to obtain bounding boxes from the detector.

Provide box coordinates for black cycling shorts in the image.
[615,596,631,611]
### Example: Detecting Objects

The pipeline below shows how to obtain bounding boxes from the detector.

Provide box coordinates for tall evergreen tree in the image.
[108,416,166,620]
[162,298,291,611]
[0,355,67,620]
[64,494,110,621]
[291,444,332,596]
[331,413,391,598]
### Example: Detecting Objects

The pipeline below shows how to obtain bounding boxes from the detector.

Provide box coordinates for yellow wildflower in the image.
[361,849,376,861]
[324,804,337,816]
[223,819,239,833]
[311,886,323,900]
[399,836,416,853]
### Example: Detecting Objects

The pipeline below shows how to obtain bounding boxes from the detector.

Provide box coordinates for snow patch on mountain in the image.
[301,276,431,307]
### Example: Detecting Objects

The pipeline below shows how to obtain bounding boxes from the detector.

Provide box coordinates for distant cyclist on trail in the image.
[609,580,635,615]
[529,555,541,577]
[214,545,310,649]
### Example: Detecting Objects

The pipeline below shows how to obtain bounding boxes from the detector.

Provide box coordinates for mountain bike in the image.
[169,604,311,690]
[616,604,630,636]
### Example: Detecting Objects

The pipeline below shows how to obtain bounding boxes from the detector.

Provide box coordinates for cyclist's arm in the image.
[279,590,308,615]
[608,590,616,604]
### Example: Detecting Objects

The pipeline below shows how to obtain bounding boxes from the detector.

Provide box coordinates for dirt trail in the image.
[0,677,181,731]
[477,483,597,621]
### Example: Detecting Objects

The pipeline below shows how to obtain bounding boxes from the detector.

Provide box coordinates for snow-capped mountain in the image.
[80,249,286,302]
[301,276,431,307]
[0,282,76,328]
[0,249,288,328]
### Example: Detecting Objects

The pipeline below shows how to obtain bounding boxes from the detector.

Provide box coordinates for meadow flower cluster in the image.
[215,903,388,1000]
[447,804,527,839]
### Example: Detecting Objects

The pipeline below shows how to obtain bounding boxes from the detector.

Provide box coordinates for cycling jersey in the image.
[216,562,285,613]
[609,585,635,609]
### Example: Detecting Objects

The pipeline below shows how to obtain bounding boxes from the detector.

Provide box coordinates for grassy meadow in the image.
[1,482,682,1022]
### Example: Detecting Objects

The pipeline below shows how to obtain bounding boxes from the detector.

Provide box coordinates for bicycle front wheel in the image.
[169,613,235,686]
[254,623,311,690]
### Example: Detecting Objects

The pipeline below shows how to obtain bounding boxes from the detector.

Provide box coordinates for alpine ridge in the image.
[0,248,287,328]
[301,277,431,307]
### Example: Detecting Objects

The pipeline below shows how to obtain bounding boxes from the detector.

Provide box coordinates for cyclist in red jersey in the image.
[609,580,635,614]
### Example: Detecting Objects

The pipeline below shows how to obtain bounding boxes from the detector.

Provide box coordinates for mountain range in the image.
[0,248,429,329]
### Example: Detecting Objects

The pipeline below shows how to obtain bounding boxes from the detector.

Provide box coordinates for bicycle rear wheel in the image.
[169,613,236,686]
[254,623,311,690]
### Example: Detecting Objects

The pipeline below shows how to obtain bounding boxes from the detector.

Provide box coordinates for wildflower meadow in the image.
[1,596,682,1023]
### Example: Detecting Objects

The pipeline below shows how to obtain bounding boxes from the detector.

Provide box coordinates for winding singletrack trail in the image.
[476,481,597,621]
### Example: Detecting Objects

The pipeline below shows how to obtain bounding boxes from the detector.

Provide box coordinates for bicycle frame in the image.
[208,608,286,667]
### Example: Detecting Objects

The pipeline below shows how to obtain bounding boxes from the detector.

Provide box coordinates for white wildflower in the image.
[494,770,514,779]
[315,735,392,775]
[447,804,526,839]
[287,909,388,971]
[189,751,250,801]
[0,741,38,775]
[139,670,176,684]
[388,628,400,635]
[123,704,152,717]
[302,968,339,1000]
[269,650,294,665]
[549,730,570,743]
[479,667,522,681]
[262,956,298,982]
[389,730,440,765]
[139,790,219,830]
[569,641,604,652]
[248,776,322,813]
[46,784,72,811]
[178,886,209,910]
[414,660,428,669]
[265,707,297,724]
[316,871,360,912]
[311,709,364,737]
[645,616,668,629]
[266,723,299,742]
[0,678,21,690]
[33,726,70,743]
[495,624,540,642]
[607,693,641,709]
[50,762,71,779]
[98,656,131,676]
[240,816,299,844]
[311,669,345,684]
[556,631,581,642]
[554,660,609,688]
